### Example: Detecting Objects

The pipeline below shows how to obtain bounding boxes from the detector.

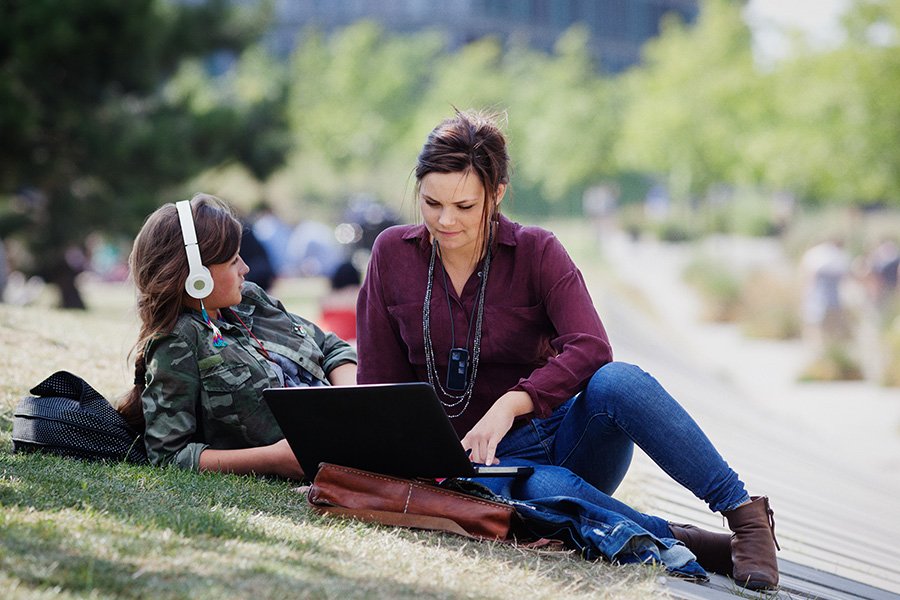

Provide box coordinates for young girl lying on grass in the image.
[118,193,357,479]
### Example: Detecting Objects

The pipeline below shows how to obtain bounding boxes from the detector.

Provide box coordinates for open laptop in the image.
[263,382,533,480]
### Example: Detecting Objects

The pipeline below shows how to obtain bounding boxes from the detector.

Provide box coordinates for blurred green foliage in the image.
[251,0,900,217]
[683,257,744,321]
[0,0,286,306]
[4,0,900,307]
[618,0,900,208]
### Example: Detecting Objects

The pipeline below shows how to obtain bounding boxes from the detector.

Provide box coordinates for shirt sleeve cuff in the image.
[174,442,209,472]
[322,350,358,375]
[514,380,553,419]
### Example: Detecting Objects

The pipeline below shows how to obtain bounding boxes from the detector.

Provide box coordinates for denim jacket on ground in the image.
[512,496,706,579]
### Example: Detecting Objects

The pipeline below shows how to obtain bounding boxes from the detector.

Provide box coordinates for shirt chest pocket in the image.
[200,363,253,393]
[199,362,259,426]
[482,304,551,362]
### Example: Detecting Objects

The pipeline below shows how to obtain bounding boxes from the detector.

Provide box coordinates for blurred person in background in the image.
[862,237,900,319]
[240,222,276,292]
[283,219,343,278]
[800,237,851,345]
[249,202,292,277]
[85,233,130,282]
[340,196,400,259]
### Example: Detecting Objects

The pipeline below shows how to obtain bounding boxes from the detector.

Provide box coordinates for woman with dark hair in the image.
[356,110,779,590]
[119,193,357,478]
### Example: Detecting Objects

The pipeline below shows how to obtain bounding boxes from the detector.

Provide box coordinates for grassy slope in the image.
[0,224,668,599]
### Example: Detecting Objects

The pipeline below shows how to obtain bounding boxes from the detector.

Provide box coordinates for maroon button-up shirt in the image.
[356,214,613,437]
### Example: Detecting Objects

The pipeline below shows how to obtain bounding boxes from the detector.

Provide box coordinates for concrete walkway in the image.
[585,229,900,598]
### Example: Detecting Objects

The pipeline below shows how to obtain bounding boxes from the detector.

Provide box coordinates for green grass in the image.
[0,270,668,599]
[0,454,666,599]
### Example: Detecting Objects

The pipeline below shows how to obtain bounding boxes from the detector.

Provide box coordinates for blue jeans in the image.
[479,362,750,538]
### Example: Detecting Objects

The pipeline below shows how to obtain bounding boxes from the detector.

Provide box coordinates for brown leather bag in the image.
[306,462,516,540]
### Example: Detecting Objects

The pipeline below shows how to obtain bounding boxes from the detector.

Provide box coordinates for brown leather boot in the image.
[668,523,734,576]
[723,496,781,590]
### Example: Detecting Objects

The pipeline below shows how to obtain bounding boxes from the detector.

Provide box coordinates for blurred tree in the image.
[0,0,289,308]
[282,25,623,217]
[405,36,511,207]
[848,0,900,207]
[758,0,900,206]
[286,22,443,207]
[407,28,623,216]
[414,36,509,128]
[506,26,622,214]
[614,0,900,211]
[616,0,763,204]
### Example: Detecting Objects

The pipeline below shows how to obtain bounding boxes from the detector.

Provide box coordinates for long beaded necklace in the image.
[436,241,480,393]
[422,226,493,418]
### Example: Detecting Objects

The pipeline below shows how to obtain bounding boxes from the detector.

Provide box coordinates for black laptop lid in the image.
[263,382,477,480]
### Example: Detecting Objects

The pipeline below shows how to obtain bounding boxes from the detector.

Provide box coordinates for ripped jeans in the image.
[478,361,750,539]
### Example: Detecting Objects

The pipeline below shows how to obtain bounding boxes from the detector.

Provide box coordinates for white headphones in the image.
[176,200,214,299]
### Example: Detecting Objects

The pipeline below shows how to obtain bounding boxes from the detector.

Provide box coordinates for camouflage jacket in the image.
[142,282,357,470]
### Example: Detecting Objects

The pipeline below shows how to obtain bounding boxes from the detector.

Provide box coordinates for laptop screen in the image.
[263,382,477,479]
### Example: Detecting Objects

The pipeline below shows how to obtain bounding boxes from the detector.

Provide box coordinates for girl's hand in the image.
[461,391,533,466]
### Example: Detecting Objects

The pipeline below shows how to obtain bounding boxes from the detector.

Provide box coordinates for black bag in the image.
[11,370,147,464]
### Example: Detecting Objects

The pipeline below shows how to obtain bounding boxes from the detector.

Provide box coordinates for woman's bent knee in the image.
[584,362,649,409]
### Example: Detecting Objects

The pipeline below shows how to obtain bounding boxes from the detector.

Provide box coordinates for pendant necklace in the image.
[422,226,493,418]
